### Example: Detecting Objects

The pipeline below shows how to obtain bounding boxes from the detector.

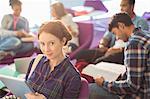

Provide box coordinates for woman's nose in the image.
[44,45,51,52]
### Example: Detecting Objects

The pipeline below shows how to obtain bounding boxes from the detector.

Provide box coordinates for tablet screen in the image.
[0,74,34,99]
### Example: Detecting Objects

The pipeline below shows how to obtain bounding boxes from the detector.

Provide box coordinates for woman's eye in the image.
[49,42,54,46]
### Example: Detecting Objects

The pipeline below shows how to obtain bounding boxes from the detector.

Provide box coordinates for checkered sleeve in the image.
[102,41,147,95]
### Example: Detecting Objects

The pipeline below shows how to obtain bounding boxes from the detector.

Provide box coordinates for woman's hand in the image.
[15,31,27,37]
[16,31,35,38]
[16,31,36,42]
[25,92,46,99]
[67,26,78,37]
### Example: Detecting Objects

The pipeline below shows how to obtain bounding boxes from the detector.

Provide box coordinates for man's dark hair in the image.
[129,0,135,6]
[108,13,133,32]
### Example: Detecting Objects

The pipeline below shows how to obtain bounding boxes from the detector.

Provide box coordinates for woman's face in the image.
[12,4,22,16]
[38,32,64,60]
[50,7,56,18]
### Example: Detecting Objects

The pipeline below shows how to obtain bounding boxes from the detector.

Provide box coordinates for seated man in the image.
[75,0,149,69]
[89,12,150,99]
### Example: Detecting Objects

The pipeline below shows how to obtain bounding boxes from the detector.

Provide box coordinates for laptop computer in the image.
[14,57,33,74]
[0,74,34,99]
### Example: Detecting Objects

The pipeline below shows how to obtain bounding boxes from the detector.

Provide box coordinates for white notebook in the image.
[82,62,126,82]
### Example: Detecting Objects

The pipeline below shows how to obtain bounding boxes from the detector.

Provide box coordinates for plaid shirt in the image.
[103,28,150,99]
[26,56,81,99]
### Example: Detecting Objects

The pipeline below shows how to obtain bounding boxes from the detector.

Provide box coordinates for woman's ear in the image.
[62,37,67,45]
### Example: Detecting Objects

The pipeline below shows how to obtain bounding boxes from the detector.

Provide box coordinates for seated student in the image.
[1,0,29,32]
[75,0,149,69]
[1,0,35,60]
[50,1,79,53]
[25,20,81,99]
[89,12,150,99]
[0,29,33,60]
[95,0,149,64]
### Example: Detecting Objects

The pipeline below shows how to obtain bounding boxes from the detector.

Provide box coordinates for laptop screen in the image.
[14,57,33,74]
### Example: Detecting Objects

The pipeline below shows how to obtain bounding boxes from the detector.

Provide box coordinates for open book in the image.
[82,62,126,82]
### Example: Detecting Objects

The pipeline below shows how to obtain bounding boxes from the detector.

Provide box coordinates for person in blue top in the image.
[25,20,81,99]
[1,0,29,32]
[0,0,35,60]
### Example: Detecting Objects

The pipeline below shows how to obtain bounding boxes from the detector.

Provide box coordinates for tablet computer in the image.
[0,74,34,99]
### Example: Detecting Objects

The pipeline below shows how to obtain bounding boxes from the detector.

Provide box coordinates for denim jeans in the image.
[0,36,21,51]
[89,83,119,99]
[0,36,34,55]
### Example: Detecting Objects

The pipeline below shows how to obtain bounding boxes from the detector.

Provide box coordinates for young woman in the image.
[25,20,81,99]
[0,0,35,59]
[50,1,79,53]
[1,0,29,32]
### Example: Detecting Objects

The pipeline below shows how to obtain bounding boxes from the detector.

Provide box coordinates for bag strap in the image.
[28,54,44,78]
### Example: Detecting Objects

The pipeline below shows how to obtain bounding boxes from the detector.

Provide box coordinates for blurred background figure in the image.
[50,1,79,53]
[1,0,29,32]
[0,29,29,60]
[0,0,35,61]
